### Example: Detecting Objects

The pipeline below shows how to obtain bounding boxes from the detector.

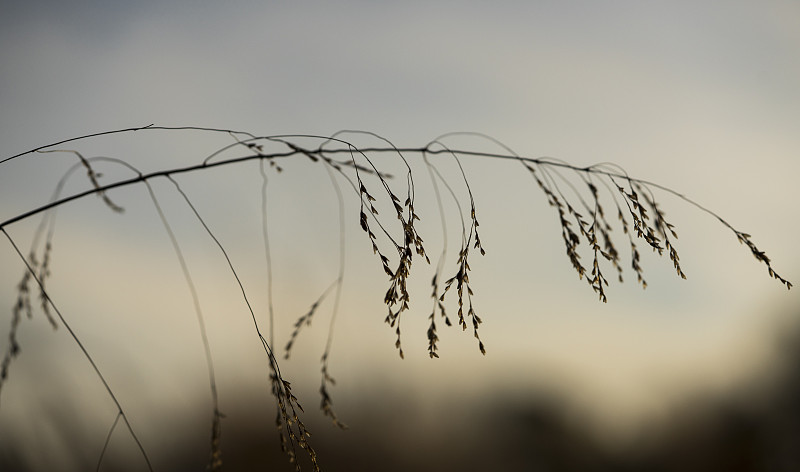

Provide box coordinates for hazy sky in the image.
[1,0,799,468]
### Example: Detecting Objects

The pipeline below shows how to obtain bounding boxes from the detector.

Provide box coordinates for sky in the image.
[1,1,799,470]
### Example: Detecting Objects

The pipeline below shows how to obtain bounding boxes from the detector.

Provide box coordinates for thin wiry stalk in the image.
[318,162,347,429]
[1,153,136,404]
[143,181,223,471]
[284,281,339,359]
[590,172,629,283]
[259,159,277,348]
[321,136,425,359]
[165,175,320,471]
[425,139,486,354]
[256,152,302,464]
[278,146,349,428]
[44,153,224,468]
[38,150,124,212]
[2,129,789,293]
[1,154,149,467]
[276,147,389,362]
[1,227,154,472]
[421,145,469,356]
[340,133,428,360]
[280,146,349,362]
[95,411,122,472]
[421,151,457,357]
[330,130,418,219]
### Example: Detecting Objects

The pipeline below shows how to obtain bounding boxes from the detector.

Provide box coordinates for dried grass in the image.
[0,125,790,470]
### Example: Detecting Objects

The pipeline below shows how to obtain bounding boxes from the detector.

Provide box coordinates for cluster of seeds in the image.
[438,203,486,354]
[522,160,690,302]
[271,371,319,472]
[426,272,452,358]
[1,245,56,397]
[736,231,792,289]
[354,162,429,359]
[319,352,347,429]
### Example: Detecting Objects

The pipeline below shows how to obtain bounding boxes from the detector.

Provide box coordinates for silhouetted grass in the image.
[0,125,790,470]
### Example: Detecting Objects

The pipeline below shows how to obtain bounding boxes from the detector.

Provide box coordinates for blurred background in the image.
[1,1,798,470]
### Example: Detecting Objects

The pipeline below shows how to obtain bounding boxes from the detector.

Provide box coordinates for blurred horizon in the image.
[2,299,799,471]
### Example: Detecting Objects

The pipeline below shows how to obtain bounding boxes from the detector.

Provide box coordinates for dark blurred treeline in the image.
[3,311,799,472]
[191,351,800,472]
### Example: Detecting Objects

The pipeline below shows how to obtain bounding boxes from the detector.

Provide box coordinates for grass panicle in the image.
[0,126,791,471]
